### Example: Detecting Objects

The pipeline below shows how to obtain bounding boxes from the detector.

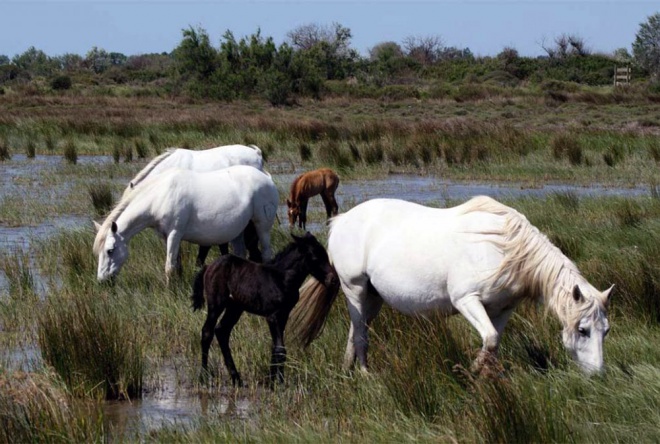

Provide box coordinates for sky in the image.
[1,1,658,59]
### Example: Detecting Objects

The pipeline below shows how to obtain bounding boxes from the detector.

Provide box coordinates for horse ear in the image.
[111,221,118,234]
[602,284,614,306]
[572,285,583,303]
[93,220,102,232]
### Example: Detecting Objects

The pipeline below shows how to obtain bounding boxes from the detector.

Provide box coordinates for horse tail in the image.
[248,144,262,157]
[191,265,208,311]
[288,273,340,348]
[128,149,176,189]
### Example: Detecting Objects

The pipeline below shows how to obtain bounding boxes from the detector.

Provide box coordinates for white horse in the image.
[122,144,266,263]
[290,196,613,375]
[94,165,278,282]
[124,144,264,194]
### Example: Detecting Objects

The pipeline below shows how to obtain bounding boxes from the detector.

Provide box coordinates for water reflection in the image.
[103,365,253,438]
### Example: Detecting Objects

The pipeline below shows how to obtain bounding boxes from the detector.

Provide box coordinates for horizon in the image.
[1,1,658,59]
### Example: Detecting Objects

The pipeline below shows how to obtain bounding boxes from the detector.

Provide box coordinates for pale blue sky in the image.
[1,1,658,58]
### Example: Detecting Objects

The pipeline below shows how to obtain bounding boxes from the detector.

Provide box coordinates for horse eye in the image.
[107,248,114,256]
[578,327,590,337]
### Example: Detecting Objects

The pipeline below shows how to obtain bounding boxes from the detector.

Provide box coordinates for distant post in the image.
[613,66,631,86]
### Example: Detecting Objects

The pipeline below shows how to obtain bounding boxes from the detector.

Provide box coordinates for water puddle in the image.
[103,364,253,438]
[0,216,85,297]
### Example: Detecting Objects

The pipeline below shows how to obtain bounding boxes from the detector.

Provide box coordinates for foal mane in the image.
[460,196,601,326]
[289,174,305,202]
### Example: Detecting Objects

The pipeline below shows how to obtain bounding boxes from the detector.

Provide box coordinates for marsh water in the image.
[0,154,655,436]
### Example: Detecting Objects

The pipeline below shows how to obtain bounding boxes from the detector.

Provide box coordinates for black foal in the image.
[191,232,337,386]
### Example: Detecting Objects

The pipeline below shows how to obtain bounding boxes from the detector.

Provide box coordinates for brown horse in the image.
[286,168,339,229]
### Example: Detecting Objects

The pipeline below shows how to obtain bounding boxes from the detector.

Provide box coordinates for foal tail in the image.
[288,274,340,348]
[191,265,208,311]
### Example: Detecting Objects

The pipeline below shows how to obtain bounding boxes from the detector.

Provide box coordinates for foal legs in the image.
[216,306,245,386]
[266,310,291,385]
[320,191,339,219]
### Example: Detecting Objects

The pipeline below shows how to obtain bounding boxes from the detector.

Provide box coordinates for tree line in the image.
[1,14,659,104]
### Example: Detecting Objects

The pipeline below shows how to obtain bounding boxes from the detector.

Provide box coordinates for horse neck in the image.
[272,249,311,290]
[114,194,156,241]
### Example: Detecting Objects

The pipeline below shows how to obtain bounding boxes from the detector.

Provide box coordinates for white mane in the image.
[460,196,603,327]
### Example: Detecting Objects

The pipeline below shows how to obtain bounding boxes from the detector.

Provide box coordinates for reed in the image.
[63,139,78,164]
[38,288,145,400]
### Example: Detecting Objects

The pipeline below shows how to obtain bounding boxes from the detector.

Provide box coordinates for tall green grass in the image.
[38,287,145,400]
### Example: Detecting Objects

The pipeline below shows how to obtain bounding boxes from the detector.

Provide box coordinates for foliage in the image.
[633,12,660,78]
[51,75,72,90]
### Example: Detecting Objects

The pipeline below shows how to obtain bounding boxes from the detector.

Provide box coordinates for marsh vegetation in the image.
[0,86,659,441]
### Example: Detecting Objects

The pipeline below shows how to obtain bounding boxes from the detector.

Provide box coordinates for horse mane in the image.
[460,196,602,327]
[93,182,149,256]
[128,149,176,188]
[289,174,305,202]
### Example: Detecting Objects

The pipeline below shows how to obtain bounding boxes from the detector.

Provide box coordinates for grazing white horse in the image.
[124,144,264,195]
[290,197,613,375]
[94,165,278,282]
[122,144,266,264]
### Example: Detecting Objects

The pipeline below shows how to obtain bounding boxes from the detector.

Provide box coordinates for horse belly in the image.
[369,271,457,316]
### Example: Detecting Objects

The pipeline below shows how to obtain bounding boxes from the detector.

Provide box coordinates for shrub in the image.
[133,138,149,159]
[63,140,77,164]
[88,182,114,217]
[0,138,10,161]
[551,133,582,165]
[298,143,312,162]
[25,139,36,158]
[51,75,72,90]
[362,141,384,165]
[38,290,145,400]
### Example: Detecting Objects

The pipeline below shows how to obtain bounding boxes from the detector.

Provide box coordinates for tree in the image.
[287,22,352,56]
[12,46,58,76]
[541,34,590,60]
[402,35,444,65]
[173,26,218,80]
[0,55,9,65]
[632,12,660,78]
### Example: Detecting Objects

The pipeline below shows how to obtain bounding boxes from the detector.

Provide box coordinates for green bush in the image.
[51,75,72,90]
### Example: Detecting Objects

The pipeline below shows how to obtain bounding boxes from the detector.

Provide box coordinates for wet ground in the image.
[0,154,655,437]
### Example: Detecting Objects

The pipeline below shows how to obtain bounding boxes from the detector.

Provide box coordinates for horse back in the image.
[205,255,285,315]
[292,168,339,202]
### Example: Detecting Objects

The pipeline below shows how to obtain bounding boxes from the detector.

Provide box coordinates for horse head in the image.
[286,199,300,228]
[562,284,613,375]
[95,221,129,282]
[293,232,337,289]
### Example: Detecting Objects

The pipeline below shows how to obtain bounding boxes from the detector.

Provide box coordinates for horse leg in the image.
[321,192,338,219]
[201,305,224,374]
[229,233,247,259]
[244,220,262,263]
[300,200,308,230]
[216,306,244,386]
[266,310,289,385]
[196,246,211,267]
[453,293,502,374]
[343,279,383,372]
[252,220,273,262]
[165,231,184,282]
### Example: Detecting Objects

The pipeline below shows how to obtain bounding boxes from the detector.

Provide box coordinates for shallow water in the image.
[103,364,253,438]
